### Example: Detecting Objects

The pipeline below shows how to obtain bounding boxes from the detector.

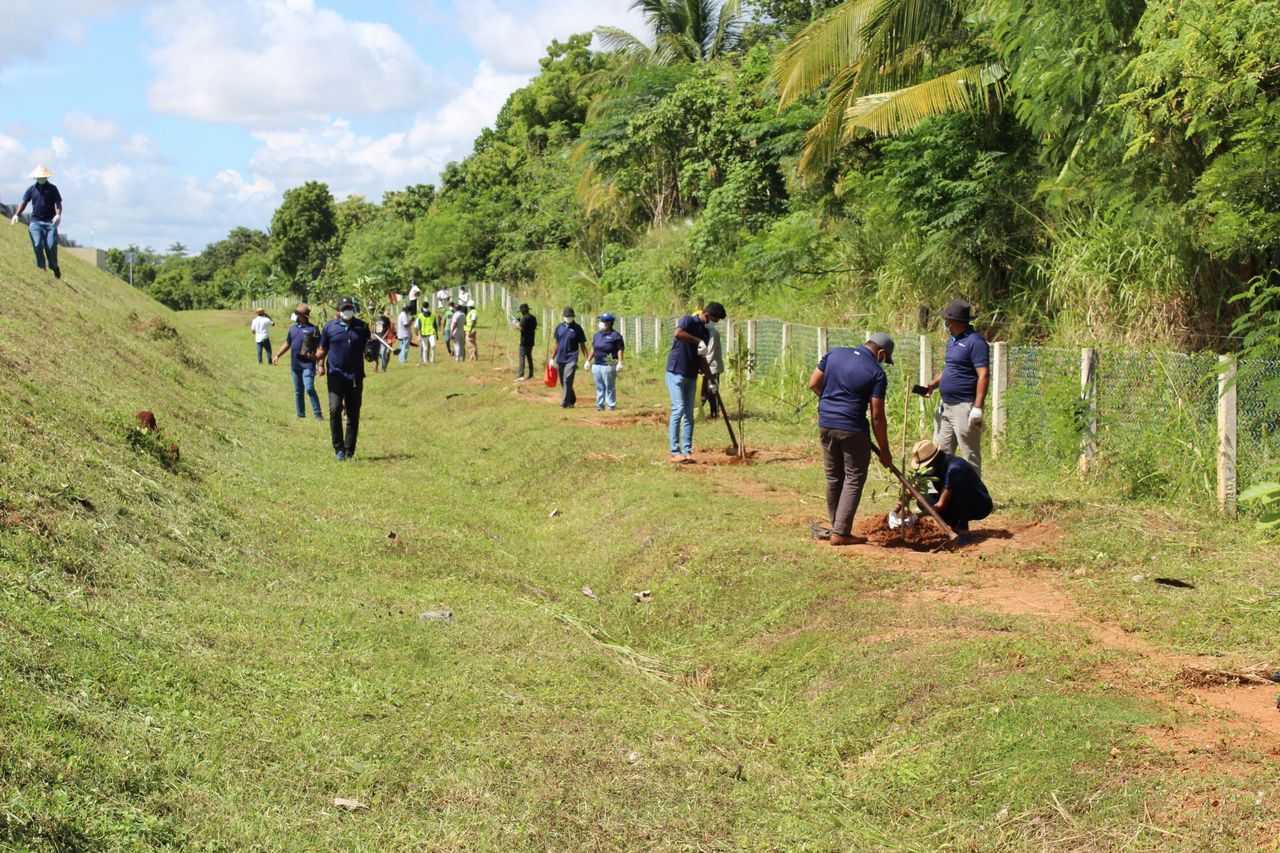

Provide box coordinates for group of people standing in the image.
[809,298,992,546]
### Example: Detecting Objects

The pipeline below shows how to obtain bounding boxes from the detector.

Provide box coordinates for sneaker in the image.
[52,267,61,279]
[335,451,346,461]
[515,376,527,382]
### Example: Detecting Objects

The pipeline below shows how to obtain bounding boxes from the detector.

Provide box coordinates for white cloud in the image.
[145,0,436,125]
[456,0,645,74]
[62,111,122,144]
[0,0,132,71]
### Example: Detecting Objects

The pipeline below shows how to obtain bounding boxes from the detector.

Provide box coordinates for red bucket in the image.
[544,362,558,387]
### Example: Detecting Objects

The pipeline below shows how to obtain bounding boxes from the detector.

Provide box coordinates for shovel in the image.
[869,441,959,545]
[714,390,739,455]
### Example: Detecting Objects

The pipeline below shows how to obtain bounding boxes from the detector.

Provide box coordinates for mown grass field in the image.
[2,226,1279,850]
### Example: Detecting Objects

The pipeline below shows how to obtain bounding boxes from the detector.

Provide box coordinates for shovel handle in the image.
[869,442,958,541]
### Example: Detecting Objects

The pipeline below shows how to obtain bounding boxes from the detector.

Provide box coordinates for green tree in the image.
[269,181,338,299]
[771,0,1004,176]
[381,184,436,221]
[595,0,745,66]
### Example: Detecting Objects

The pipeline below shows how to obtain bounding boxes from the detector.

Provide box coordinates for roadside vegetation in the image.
[104,0,1280,353]
[2,226,1278,849]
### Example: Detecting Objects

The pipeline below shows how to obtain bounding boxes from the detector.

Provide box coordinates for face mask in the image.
[36,178,47,185]
[563,317,573,325]
[340,309,354,321]
[597,322,606,331]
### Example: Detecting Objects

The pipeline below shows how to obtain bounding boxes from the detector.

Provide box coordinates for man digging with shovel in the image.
[808,334,896,545]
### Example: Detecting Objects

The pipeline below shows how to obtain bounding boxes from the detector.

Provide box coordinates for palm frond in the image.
[796,65,864,178]
[594,26,656,64]
[842,63,1003,137]
[772,0,879,108]
[708,0,743,59]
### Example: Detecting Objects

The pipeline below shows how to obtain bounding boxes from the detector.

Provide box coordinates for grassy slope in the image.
[1,224,1278,850]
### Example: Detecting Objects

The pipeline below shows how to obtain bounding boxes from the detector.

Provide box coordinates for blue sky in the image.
[0,0,642,251]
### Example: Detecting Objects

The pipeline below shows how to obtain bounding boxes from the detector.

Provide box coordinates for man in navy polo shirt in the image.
[666,302,725,462]
[921,298,989,473]
[551,307,588,408]
[10,164,63,278]
[808,334,896,545]
[315,296,371,461]
[905,439,993,546]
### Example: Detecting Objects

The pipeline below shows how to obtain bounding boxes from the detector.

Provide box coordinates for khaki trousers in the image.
[934,401,982,474]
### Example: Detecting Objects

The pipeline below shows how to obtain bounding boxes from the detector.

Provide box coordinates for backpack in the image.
[364,338,381,362]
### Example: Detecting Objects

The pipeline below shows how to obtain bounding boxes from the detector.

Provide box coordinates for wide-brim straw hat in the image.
[29,164,53,179]
[911,439,942,469]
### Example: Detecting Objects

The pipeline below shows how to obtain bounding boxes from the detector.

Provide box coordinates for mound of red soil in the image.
[853,514,951,551]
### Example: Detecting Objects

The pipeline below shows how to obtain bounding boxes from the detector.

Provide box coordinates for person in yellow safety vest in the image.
[417,305,436,364]
[464,299,479,361]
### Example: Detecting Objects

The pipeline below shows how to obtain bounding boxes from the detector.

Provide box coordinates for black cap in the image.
[704,302,726,321]
[563,307,575,317]
[519,303,530,312]
[336,296,355,310]
[942,298,973,323]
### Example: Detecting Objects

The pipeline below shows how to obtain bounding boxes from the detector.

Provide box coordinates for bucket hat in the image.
[911,439,942,470]
[29,164,53,179]
[942,298,973,323]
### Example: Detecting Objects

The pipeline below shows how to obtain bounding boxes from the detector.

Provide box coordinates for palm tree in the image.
[770,0,1004,177]
[595,0,744,66]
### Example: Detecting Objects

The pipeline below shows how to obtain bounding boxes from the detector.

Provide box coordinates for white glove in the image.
[887,510,903,530]
[707,381,718,394]
[697,341,709,357]
[614,363,622,373]
[9,214,16,225]
[548,358,556,369]
[968,407,984,428]
[52,214,61,227]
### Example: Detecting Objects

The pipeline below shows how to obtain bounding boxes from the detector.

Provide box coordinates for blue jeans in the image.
[666,371,697,455]
[379,345,391,371]
[398,338,409,364]
[592,364,617,410]
[29,220,58,270]
[292,366,323,418]
[257,338,272,364]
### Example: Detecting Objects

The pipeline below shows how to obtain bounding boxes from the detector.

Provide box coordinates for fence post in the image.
[991,341,1008,458]
[1218,354,1238,517]
[781,323,791,366]
[918,335,932,388]
[1078,347,1098,473]
[724,318,735,356]
[634,317,642,354]
[654,317,663,350]
[746,320,757,379]
[817,327,828,361]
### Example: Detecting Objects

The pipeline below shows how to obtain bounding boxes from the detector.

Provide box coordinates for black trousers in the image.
[701,372,720,418]
[820,427,871,536]
[518,344,535,378]
[326,373,363,457]
[558,361,577,407]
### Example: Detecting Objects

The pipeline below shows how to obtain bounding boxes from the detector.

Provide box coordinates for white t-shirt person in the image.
[251,314,273,342]
[408,283,421,304]
[435,287,450,309]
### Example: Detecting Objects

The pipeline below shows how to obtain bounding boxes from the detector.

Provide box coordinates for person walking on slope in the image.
[666,302,726,463]
[551,308,588,408]
[808,334,896,545]
[918,298,989,473]
[9,165,63,278]
[272,304,324,420]
[465,299,479,361]
[396,303,414,366]
[588,313,625,411]
[700,314,725,419]
[417,303,436,364]
[901,439,992,547]
[513,303,537,381]
[251,308,274,365]
[315,297,371,461]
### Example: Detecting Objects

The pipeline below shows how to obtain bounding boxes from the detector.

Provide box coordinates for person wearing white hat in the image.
[10,165,63,278]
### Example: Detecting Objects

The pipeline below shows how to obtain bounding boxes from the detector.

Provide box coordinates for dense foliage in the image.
[110,0,1280,346]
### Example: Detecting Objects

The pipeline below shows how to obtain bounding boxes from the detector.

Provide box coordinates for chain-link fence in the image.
[484,284,1279,507]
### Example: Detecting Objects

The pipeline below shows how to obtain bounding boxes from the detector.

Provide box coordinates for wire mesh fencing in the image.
[488,284,1276,510]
